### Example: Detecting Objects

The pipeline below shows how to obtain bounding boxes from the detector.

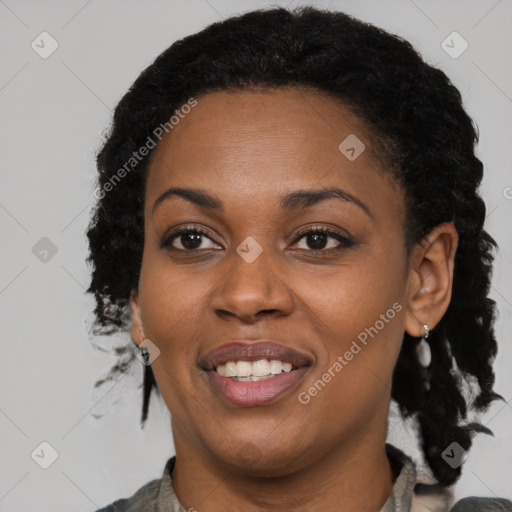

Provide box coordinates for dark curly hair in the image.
[85,5,503,488]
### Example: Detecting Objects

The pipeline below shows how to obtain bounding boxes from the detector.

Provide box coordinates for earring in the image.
[416,324,431,368]
[136,327,151,365]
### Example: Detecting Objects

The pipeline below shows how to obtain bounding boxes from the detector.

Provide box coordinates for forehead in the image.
[145,87,403,222]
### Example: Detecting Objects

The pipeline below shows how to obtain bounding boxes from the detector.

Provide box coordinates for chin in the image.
[205,434,313,477]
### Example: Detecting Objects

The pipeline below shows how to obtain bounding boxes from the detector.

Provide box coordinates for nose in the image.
[210,244,294,323]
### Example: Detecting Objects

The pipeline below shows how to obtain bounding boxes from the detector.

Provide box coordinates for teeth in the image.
[233,375,275,382]
[225,361,237,377]
[236,361,252,377]
[269,359,283,374]
[252,359,270,376]
[215,359,295,378]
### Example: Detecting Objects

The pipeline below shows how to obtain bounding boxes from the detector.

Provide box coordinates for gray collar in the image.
[379,444,417,511]
[156,444,418,512]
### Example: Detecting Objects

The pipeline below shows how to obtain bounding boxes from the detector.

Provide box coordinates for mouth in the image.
[216,359,296,381]
[201,340,312,407]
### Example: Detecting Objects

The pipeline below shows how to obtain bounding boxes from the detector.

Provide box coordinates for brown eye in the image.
[291,227,354,252]
[161,227,222,252]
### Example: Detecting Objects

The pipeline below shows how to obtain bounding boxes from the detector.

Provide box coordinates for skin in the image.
[129,87,458,511]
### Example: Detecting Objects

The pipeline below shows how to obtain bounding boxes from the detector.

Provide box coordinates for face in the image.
[131,87,414,475]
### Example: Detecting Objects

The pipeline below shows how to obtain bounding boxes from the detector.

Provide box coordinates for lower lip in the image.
[206,367,310,407]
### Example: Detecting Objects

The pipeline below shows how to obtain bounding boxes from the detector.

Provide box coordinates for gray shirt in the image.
[94,445,512,511]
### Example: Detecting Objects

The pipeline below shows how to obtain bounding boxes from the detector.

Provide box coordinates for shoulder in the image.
[96,479,160,512]
[450,497,512,511]
[93,477,161,512]
[93,457,176,512]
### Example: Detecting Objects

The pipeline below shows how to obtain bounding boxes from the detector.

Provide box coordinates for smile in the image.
[215,359,295,380]
[201,340,312,407]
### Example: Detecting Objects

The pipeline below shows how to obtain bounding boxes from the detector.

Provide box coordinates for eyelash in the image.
[161,224,355,255]
[292,226,355,252]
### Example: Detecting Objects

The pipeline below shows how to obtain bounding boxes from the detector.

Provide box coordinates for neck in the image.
[171,426,396,512]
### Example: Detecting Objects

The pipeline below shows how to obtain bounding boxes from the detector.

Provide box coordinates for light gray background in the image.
[1,0,511,510]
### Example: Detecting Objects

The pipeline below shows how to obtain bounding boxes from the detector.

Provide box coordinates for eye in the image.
[161,225,222,252]
[161,225,354,254]
[290,226,354,253]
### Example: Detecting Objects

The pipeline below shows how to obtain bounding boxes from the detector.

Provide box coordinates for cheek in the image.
[138,263,207,420]
[297,249,405,339]
[295,249,406,401]
[138,257,208,370]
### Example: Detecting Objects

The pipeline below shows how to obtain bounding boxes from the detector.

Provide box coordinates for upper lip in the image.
[201,340,313,371]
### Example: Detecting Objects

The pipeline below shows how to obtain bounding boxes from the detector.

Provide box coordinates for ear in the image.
[404,222,458,337]
[129,288,144,347]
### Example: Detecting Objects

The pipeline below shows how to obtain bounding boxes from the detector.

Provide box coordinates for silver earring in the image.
[417,324,431,368]
[136,328,151,366]
[141,347,151,365]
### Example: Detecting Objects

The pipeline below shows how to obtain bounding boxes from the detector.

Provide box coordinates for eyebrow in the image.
[152,186,371,217]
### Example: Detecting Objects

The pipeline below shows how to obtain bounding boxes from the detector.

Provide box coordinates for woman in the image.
[86,6,511,511]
